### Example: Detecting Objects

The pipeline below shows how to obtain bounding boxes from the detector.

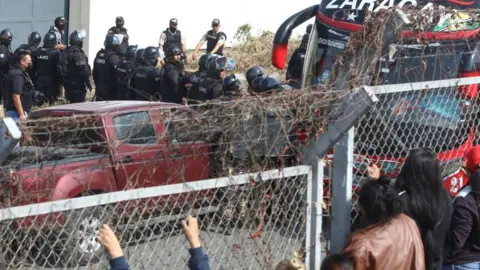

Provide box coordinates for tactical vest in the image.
[6,69,34,112]
[163,29,182,52]
[0,45,12,75]
[36,48,58,77]
[132,64,159,101]
[206,30,226,55]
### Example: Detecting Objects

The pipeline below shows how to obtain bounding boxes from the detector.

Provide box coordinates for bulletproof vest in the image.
[36,47,59,77]
[64,46,86,84]
[5,69,34,112]
[206,30,226,55]
[0,45,12,75]
[160,63,183,104]
[163,29,182,52]
[196,77,223,101]
[115,58,135,100]
[94,49,117,94]
[132,64,159,101]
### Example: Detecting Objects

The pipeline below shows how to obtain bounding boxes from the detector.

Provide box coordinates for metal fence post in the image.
[305,157,324,270]
[330,127,354,253]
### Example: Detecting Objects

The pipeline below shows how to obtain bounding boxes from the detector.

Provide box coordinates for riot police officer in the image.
[107,16,129,53]
[185,54,217,100]
[15,32,41,88]
[160,46,185,104]
[250,77,264,93]
[0,29,13,105]
[134,48,145,68]
[192,19,227,60]
[246,66,265,90]
[48,16,67,51]
[4,50,34,120]
[64,30,91,103]
[92,35,123,101]
[222,74,242,100]
[34,32,65,105]
[130,46,161,101]
[159,19,186,57]
[115,45,137,100]
[190,56,228,102]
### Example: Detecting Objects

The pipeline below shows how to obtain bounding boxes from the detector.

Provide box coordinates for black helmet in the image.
[104,35,115,48]
[69,31,84,47]
[258,76,280,93]
[246,66,265,86]
[223,74,241,92]
[143,46,160,60]
[43,32,57,46]
[250,77,264,92]
[126,45,138,59]
[136,48,145,62]
[165,46,181,58]
[28,32,41,47]
[207,56,228,78]
[116,16,125,28]
[199,54,218,72]
[0,29,13,46]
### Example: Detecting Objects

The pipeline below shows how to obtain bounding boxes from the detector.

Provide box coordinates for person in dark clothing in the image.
[107,16,129,54]
[182,216,210,270]
[286,34,308,87]
[246,66,265,92]
[0,29,13,106]
[34,32,65,104]
[130,46,161,101]
[160,46,185,104]
[48,16,67,51]
[96,224,130,270]
[443,146,480,269]
[188,56,228,103]
[184,54,217,102]
[64,29,92,103]
[115,45,137,100]
[192,19,227,59]
[15,31,42,86]
[368,148,453,270]
[92,35,123,101]
[159,18,187,67]
[4,51,34,121]
[134,48,145,68]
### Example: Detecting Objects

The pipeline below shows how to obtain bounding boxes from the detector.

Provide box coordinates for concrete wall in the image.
[69,0,318,65]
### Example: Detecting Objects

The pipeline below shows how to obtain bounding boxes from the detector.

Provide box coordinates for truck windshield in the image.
[22,115,107,152]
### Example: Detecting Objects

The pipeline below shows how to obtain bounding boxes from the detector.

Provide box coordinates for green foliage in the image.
[234,24,253,43]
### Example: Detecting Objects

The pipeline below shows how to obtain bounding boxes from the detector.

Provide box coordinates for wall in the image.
[68,0,91,57]
[70,0,318,65]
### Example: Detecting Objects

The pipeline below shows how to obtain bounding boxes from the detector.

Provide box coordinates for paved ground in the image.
[20,222,327,270]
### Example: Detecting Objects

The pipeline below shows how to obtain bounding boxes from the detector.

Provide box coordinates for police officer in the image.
[0,29,13,105]
[257,76,281,93]
[115,45,137,100]
[15,32,41,87]
[34,32,65,105]
[190,56,228,102]
[64,30,91,103]
[4,50,34,120]
[107,16,129,53]
[286,34,307,88]
[222,74,242,100]
[185,54,217,100]
[130,46,161,101]
[246,66,265,90]
[135,48,145,68]
[159,19,186,59]
[48,16,67,51]
[160,46,185,104]
[192,19,227,60]
[93,35,123,101]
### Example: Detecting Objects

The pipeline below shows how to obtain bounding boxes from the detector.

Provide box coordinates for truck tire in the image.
[55,204,115,267]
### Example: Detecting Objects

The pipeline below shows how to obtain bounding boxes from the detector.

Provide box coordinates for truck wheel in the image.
[55,205,115,267]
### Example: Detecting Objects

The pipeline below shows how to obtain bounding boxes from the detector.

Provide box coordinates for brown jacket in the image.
[342,213,425,270]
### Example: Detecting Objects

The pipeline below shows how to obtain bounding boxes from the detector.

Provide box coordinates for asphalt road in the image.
[21,222,327,270]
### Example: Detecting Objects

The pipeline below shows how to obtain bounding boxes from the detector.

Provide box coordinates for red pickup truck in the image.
[1,101,214,266]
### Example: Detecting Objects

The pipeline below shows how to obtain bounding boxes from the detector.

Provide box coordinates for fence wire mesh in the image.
[0,88,363,269]
[325,7,480,226]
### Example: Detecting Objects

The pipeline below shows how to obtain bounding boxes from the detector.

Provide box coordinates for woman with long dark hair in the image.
[368,148,453,270]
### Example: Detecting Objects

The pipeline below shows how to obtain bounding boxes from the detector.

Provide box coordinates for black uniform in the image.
[286,47,306,81]
[107,27,129,53]
[206,30,227,55]
[93,48,121,100]
[162,29,182,53]
[114,57,136,100]
[4,68,34,114]
[64,46,91,103]
[185,71,206,103]
[188,77,223,102]
[15,44,38,84]
[34,46,65,104]
[160,62,185,104]
[130,63,161,101]
[0,45,12,103]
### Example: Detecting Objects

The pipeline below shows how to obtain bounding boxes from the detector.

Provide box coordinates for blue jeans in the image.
[5,110,27,121]
[443,262,480,270]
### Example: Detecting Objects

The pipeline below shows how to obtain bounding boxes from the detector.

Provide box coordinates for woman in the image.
[443,146,480,269]
[368,148,453,270]
[342,179,425,269]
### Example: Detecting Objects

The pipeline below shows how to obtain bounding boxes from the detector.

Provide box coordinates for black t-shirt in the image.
[5,71,27,112]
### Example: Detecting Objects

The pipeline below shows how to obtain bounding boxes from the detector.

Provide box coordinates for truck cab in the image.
[273,1,480,195]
